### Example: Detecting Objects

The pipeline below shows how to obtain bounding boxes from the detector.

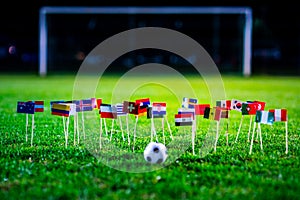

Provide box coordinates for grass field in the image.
[0,73,300,199]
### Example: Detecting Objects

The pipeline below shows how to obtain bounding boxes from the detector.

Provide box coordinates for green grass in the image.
[0,73,300,200]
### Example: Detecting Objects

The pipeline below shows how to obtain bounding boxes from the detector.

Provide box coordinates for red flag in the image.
[269,109,287,122]
[194,104,210,115]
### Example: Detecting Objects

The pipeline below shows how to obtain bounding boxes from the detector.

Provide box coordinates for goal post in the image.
[39,6,252,76]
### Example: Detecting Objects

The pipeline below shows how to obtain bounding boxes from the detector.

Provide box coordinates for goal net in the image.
[39,6,252,76]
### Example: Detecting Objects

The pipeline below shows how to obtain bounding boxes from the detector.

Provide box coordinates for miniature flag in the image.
[31,100,44,112]
[76,99,93,112]
[96,98,102,109]
[254,101,266,111]
[216,100,231,110]
[100,104,117,119]
[136,98,150,114]
[255,110,274,125]
[178,108,195,119]
[65,103,76,116]
[51,103,70,117]
[194,104,210,115]
[147,107,163,118]
[182,97,198,109]
[269,109,287,122]
[123,101,138,115]
[152,102,166,116]
[17,101,35,114]
[175,113,193,126]
[231,99,244,112]
[241,102,258,115]
[91,98,97,109]
[203,107,222,121]
[116,103,127,116]
[221,108,229,118]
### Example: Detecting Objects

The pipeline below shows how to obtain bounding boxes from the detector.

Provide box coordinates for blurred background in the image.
[0,0,299,75]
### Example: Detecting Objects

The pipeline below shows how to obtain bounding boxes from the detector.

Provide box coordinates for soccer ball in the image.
[143,142,168,164]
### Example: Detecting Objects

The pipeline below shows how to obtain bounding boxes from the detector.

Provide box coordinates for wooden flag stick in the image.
[258,123,263,151]
[62,116,66,135]
[192,120,196,155]
[76,113,80,144]
[151,117,158,142]
[110,119,114,141]
[165,115,173,140]
[81,112,86,140]
[249,122,257,154]
[74,114,76,145]
[214,121,220,152]
[162,117,165,145]
[30,114,34,147]
[247,115,253,142]
[226,121,229,146]
[25,113,28,142]
[64,117,69,148]
[103,118,108,136]
[118,117,125,141]
[150,117,154,142]
[285,121,288,154]
[126,115,130,146]
[133,116,138,152]
[235,115,244,143]
[99,118,102,149]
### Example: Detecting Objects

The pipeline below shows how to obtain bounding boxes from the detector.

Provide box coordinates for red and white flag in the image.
[269,109,287,122]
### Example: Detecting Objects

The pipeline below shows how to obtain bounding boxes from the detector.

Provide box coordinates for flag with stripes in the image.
[116,103,127,116]
[203,107,222,121]
[100,104,117,119]
[269,109,287,122]
[175,113,193,126]
[30,100,44,112]
[255,110,274,125]
[178,108,195,120]
[51,103,70,117]
[152,102,166,116]
[182,97,198,109]
[216,100,231,110]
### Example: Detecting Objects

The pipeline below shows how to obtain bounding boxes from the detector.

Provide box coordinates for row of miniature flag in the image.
[16,97,287,125]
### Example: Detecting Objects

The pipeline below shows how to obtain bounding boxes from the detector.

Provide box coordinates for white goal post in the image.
[39,6,252,76]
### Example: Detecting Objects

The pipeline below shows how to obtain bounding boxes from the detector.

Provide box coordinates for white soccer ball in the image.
[143,142,168,164]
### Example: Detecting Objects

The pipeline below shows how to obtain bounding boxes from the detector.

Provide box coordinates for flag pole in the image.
[133,115,138,152]
[119,116,125,141]
[226,120,229,146]
[165,115,173,140]
[110,119,114,141]
[258,123,263,151]
[235,115,244,143]
[62,116,66,136]
[76,113,80,144]
[104,118,108,136]
[249,122,257,154]
[285,121,288,154]
[81,112,86,140]
[150,116,154,142]
[66,117,69,148]
[214,121,219,152]
[30,114,34,147]
[25,113,28,142]
[126,115,130,146]
[162,117,165,145]
[74,113,77,145]
[192,120,196,155]
[247,115,253,142]
[99,118,102,149]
